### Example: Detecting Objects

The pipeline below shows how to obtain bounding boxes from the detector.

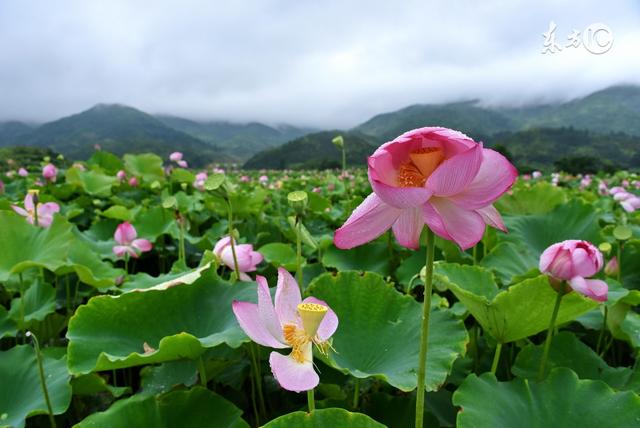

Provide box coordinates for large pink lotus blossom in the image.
[213,236,263,281]
[113,222,153,258]
[334,127,517,250]
[539,240,608,302]
[232,268,338,392]
[42,163,57,182]
[12,192,60,228]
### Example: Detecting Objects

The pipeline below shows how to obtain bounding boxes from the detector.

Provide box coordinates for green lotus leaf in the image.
[308,271,468,391]
[65,167,117,197]
[322,243,391,276]
[9,280,56,328]
[101,205,135,222]
[74,387,249,428]
[0,212,74,281]
[0,306,17,339]
[87,150,124,174]
[620,239,640,290]
[71,373,131,398]
[453,368,640,428]
[259,242,298,271]
[0,345,72,428]
[262,408,384,428]
[495,182,567,215]
[56,239,125,288]
[123,153,164,183]
[66,270,255,374]
[512,332,639,391]
[435,263,597,343]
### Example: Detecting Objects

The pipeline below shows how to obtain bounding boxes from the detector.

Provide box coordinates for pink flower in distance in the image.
[232,268,338,392]
[128,177,139,187]
[193,172,207,191]
[334,127,517,250]
[113,222,153,258]
[42,163,57,182]
[213,235,263,281]
[177,160,188,168]
[116,170,127,181]
[539,240,608,302]
[18,168,28,177]
[169,152,183,162]
[12,192,60,228]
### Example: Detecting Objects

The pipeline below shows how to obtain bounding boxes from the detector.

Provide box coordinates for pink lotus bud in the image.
[532,171,542,179]
[42,163,57,182]
[169,152,183,162]
[604,256,619,277]
[240,175,250,183]
[116,170,127,181]
[177,160,188,168]
[18,168,28,177]
[213,236,263,281]
[128,177,139,187]
[259,175,268,184]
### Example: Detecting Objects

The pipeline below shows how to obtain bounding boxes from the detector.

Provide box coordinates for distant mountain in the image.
[8,104,231,166]
[243,131,378,169]
[157,115,313,161]
[0,121,34,145]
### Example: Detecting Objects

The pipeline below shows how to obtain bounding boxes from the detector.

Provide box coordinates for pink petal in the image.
[569,277,608,302]
[448,149,517,209]
[571,247,597,278]
[370,178,432,209]
[114,222,137,245]
[274,267,302,325]
[12,205,28,217]
[250,251,264,266]
[113,245,133,258]
[476,204,507,232]
[233,244,258,272]
[231,301,288,349]
[302,297,338,341]
[426,143,483,197]
[391,207,424,250]
[213,236,232,257]
[239,272,252,282]
[269,347,318,392]
[426,198,486,250]
[132,239,152,253]
[257,276,285,344]
[422,202,452,241]
[24,193,34,211]
[38,214,54,228]
[38,202,60,216]
[539,243,562,273]
[334,193,401,249]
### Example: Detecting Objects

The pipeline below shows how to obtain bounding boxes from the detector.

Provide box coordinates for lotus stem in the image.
[295,216,303,289]
[178,213,186,266]
[28,332,57,428]
[353,378,360,409]
[341,147,346,174]
[197,355,207,387]
[597,306,608,356]
[227,199,240,281]
[538,282,566,380]
[249,343,267,418]
[490,342,503,375]
[415,227,435,428]
[307,388,315,413]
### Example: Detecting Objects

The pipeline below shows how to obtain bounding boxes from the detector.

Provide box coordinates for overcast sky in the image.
[1,0,639,127]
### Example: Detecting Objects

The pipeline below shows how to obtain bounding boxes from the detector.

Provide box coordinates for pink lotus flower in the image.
[169,152,183,162]
[0,180,4,194]
[259,175,268,184]
[539,240,608,302]
[193,172,207,191]
[232,268,338,392]
[116,170,127,181]
[42,163,57,182]
[240,175,250,183]
[18,168,28,177]
[532,171,542,179]
[128,177,139,187]
[613,191,640,213]
[112,222,153,258]
[177,160,188,168]
[604,256,619,277]
[213,236,263,281]
[12,192,60,228]
[334,127,517,250]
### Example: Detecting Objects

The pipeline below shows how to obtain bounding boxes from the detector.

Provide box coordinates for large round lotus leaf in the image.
[322,243,391,276]
[453,368,640,428]
[435,263,597,343]
[133,207,180,240]
[9,280,56,328]
[482,199,601,283]
[65,167,117,197]
[66,269,255,374]
[74,387,249,428]
[308,271,468,391]
[56,239,125,288]
[0,345,72,428]
[495,182,567,215]
[0,306,17,338]
[123,153,164,182]
[512,332,639,391]
[87,150,124,174]
[0,211,74,281]
[262,408,384,427]
[620,239,640,290]
[259,243,298,271]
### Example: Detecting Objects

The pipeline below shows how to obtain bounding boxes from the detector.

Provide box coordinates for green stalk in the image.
[178,214,186,265]
[353,378,360,409]
[29,332,57,428]
[617,242,622,283]
[307,388,315,413]
[227,199,240,281]
[197,355,208,387]
[415,228,435,428]
[295,216,303,288]
[249,343,267,418]
[538,283,566,380]
[19,273,25,340]
[341,147,346,174]
[490,342,503,375]
[597,306,608,355]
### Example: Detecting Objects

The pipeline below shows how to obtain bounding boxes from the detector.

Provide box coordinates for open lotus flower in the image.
[213,235,263,281]
[12,192,60,227]
[169,152,183,162]
[232,268,338,392]
[18,168,28,177]
[42,163,57,182]
[334,127,517,250]
[193,172,207,191]
[113,222,153,258]
[539,240,608,302]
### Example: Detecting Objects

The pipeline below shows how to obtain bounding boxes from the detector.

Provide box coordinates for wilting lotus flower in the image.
[169,152,183,162]
[213,235,263,281]
[232,268,338,392]
[113,222,153,258]
[18,168,28,177]
[12,192,60,228]
[334,127,517,250]
[539,240,608,302]
[42,163,57,182]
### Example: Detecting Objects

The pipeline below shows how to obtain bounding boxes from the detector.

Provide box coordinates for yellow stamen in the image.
[297,302,328,338]
[28,189,40,196]
[397,147,445,188]
[283,323,309,363]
